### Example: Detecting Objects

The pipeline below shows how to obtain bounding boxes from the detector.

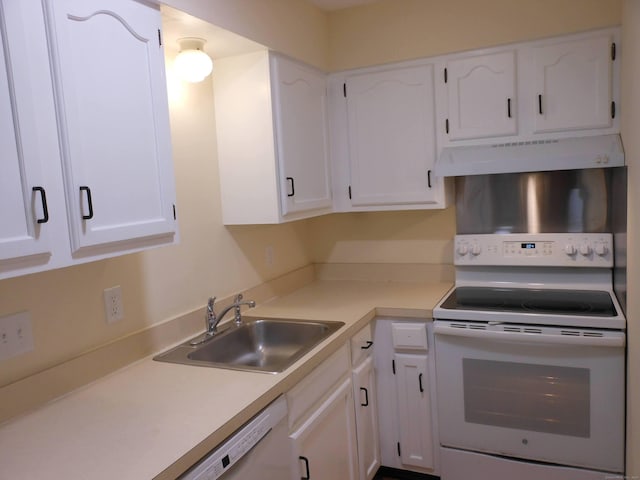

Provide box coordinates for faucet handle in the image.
[233,293,243,303]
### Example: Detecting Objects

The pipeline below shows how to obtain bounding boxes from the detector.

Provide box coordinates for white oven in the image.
[434,233,626,478]
[435,321,625,472]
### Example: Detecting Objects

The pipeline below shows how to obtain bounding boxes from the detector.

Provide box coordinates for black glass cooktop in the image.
[440,287,617,317]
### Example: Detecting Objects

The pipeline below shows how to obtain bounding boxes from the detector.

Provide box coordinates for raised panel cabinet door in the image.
[353,356,381,480]
[0,0,59,269]
[533,35,613,133]
[446,51,517,140]
[271,55,332,216]
[290,378,359,480]
[394,353,434,470]
[346,65,438,206]
[44,0,176,254]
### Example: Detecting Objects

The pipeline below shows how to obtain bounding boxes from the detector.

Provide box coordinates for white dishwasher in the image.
[180,395,291,480]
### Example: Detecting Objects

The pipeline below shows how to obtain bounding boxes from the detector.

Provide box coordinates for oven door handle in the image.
[434,323,625,347]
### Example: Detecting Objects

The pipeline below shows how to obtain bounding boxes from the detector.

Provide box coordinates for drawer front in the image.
[350,323,374,365]
[392,322,428,351]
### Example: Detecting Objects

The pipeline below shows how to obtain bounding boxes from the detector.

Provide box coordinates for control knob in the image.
[579,243,592,256]
[470,243,481,256]
[457,244,469,256]
[595,244,609,256]
[564,244,576,256]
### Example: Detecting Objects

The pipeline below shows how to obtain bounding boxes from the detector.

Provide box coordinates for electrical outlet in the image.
[265,245,274,267]
[103,286,124,323]
[0,312,34,361]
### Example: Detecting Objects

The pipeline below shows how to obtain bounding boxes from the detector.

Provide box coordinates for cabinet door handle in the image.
[360,387,369,407]
[79,186,94,220]
[538,94,543,115]
[361,341,373,350]
[32,186,49,224]
[286,177,295,197]
[507,97,512,118]
[299,456,310,480]
[419,372,424,393]
[427,170,432,189]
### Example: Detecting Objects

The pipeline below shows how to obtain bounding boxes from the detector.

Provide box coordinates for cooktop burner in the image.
[439,287,617,317]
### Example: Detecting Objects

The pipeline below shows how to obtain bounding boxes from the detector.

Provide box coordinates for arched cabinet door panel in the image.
[44,0,176,255]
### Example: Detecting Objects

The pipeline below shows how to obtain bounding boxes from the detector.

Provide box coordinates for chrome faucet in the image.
[205,293,256,335]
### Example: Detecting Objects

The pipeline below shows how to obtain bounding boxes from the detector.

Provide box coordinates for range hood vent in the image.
[435,134,624,177]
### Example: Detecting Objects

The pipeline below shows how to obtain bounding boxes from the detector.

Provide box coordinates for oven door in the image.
[434,320,625,473]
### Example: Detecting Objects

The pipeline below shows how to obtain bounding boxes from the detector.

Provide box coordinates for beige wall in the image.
[328,0,621,71]
[0,51,313,387]
[621,1,639,474]
[306,0,621,268]
[0,0,629,432]
[308,209,455,265]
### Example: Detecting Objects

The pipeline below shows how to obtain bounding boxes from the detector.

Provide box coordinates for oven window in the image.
[462,359,590,437]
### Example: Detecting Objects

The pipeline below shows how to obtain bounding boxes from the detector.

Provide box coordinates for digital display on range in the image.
[521,242,536,249]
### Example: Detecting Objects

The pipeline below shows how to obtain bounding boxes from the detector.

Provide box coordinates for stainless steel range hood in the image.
[435,134,624,177]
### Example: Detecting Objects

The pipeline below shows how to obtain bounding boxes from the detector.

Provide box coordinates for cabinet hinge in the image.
[612,42,616,61]
[172,204,176,220]
[392,359,396,374]
[348,185,352,200]
[397,442,401,456]
[158,29,162,46]
[343,83,347,98]
[444,68,448,83]
[445,118,449,134]
[612,101,616,119]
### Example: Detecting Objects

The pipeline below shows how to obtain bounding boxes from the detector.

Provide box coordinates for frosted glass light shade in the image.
[175,38,213,83]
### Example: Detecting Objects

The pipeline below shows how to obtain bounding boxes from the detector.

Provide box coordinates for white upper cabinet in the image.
[343,64,445,208]
[271,55,332,216]
[437,28,619,149]
[0,0,54,266]
[532,34,614,134]
[44,0,176,255]
[445,51,517,140]
[0,0,176,280]
[214,51,332,224]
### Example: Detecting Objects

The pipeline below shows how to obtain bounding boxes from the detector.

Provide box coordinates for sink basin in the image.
[154,318,344,373]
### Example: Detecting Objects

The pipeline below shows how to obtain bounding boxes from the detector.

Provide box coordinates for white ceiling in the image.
[307,0,381,11]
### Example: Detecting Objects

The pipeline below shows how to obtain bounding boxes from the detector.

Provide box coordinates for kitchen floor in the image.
[373,467,437,480]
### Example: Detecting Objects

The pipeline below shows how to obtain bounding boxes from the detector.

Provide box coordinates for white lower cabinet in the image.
[287,345,359,480]
[290,378,359,480]
[353,356,381,480]
[351,323,381,480]
[394,353,434,469]
[373,318,439,475]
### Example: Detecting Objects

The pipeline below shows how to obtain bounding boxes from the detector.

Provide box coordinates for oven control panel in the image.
[454,233,613,267]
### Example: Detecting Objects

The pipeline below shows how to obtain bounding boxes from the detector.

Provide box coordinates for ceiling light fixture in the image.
[174,37,213,83]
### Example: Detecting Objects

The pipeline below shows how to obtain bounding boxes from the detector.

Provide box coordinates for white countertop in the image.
[0,279,451,480]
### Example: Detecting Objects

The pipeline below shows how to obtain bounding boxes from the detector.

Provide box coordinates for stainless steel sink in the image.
[154,318,344,373]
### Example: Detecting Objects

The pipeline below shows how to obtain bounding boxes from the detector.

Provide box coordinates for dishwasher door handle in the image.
[299,456,310,480]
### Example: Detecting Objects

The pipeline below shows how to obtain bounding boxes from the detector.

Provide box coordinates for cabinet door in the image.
[345,65,438,206]
[394,353,434,470]
[271,55,332,216]
[290,378,359,480]
[0,0,59,269]
[446,51,516,140]
[44,0,176,254]
[353,356,381,480]
[533,35,613,133]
